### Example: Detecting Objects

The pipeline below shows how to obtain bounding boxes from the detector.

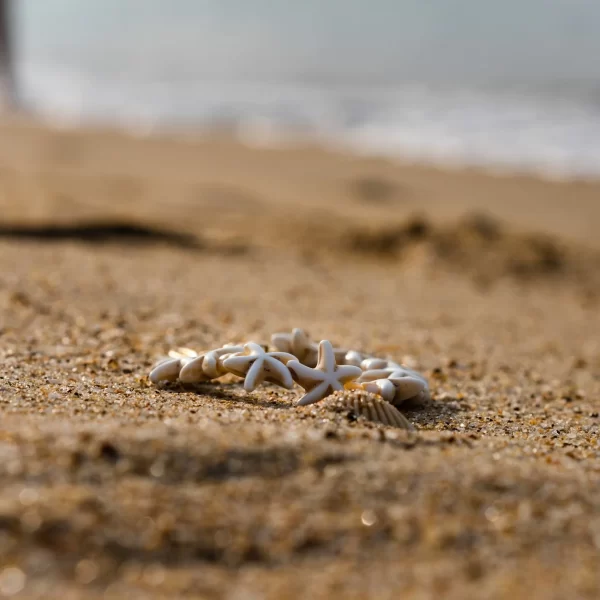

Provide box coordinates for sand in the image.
[0,116,599,599]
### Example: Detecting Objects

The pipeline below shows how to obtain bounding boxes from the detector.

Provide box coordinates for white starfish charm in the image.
[287,340,362,406]
[222,342,296,392]
[271,328,347,367]
[148,331,430,411]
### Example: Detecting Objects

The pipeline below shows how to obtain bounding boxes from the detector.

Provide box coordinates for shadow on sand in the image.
[0,221,203,249]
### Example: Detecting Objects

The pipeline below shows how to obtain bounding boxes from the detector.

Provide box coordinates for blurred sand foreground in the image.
[0,117,599,599]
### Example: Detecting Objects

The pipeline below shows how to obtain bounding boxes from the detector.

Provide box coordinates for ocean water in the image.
[12,0,600,178]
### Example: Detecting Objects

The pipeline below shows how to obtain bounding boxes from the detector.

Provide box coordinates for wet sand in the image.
[0,117,599,599]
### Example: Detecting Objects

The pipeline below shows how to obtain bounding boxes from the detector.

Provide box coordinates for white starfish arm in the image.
[389,368,428,383]
[385,361,403,370]
[222,354,253,377]
[416,388,431,402]
[203,346,243,378]
[300,349,319,367]
[317,340,337,372]
[360,357,389,370]
[329,380,345,393]
[149,358,181,383]
[362,379,397,403]
[268,351,296,364]
[296,381,330,406]
[377,379,398,402]
[243,358,265,392]
[357,368,396,382]
[264,357,294,389]
[291,328,318,363]
[287,359,323,382]
[389,376,426,404]
[335,364,363,383]
[245,342,266,355]
[344,350,364,367]
[202,354,223,379]
[291,327,310,350]
[179,355,210,383]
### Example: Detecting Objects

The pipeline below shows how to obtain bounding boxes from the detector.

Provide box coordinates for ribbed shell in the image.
[324,390,413,430]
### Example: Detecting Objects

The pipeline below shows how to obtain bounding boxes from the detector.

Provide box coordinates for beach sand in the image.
[0,117,599,599]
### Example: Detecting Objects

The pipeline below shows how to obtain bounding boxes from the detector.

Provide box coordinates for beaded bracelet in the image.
[149,328,429,409]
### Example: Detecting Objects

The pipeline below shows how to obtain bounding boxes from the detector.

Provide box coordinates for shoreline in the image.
[5,111,600,183]
[1,115,600,249]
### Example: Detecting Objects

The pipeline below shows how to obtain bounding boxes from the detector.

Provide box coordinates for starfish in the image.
[360,357,390,371]
[343,350,365,367]
[287,340,362,406]
[271,328,347,367]
[149,357,184,384]
[356,366,429,404]
[388,374,429,404]
[222,342,296,392]
[201,344,244,379]
[344,351,403,371]
[358,366,427,384]
[178,354,211,383]
[360,378,397,403]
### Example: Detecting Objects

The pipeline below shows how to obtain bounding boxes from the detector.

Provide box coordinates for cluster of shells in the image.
[149,328,429,430]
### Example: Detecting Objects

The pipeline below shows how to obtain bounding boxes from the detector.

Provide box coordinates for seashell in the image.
[323,390,413,430]
[149,358,182,384]
[360,379,397,403]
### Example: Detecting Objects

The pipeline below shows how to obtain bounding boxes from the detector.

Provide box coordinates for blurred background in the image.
[3,6,600,599]
[5,0,600,178]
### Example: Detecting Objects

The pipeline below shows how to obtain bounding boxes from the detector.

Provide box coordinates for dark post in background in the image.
[0,0,16,109]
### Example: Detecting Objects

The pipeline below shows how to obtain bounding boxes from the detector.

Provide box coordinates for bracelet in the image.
[149,328,429,416]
